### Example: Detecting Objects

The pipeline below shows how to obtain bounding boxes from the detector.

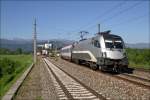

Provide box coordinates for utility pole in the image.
[98,24,100,33]
[33,19,37,64]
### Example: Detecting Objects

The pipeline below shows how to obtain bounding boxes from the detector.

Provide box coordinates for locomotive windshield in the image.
[105,40,123,49]
[104,34,124,49]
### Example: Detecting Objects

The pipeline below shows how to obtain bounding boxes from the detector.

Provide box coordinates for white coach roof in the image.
[61,45,72,50]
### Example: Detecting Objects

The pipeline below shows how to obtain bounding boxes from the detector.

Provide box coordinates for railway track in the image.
[52,58,150,90]
[85,63,150,89]
[96,68,150,89]
[120,73,150,83]
[98,69,150,89]
[111,73,150,89]
[43,58,107,100]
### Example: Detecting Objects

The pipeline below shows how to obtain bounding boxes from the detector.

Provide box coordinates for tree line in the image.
[126,48,150,69]
[0,48,31,55]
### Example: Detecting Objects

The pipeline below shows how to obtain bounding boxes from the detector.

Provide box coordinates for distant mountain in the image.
[125,43,150,49]
[0,38,75,52]
[0,38,33,52]
[0,38,149,52]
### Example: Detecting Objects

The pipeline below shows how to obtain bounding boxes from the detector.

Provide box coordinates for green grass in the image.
[126,48,150,70]
[0,55,32,98]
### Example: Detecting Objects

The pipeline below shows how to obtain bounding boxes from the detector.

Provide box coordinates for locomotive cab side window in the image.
[94,40,101,48]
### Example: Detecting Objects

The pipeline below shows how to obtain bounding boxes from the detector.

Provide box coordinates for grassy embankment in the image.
[126,48,150,70]
[0,55,32,98]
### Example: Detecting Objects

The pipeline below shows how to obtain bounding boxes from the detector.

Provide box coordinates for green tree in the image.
[16,48,22,54]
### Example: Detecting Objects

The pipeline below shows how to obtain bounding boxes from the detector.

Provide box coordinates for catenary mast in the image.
[33,19,37,63]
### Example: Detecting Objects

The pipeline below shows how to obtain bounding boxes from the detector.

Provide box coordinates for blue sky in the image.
[0,0,149,43]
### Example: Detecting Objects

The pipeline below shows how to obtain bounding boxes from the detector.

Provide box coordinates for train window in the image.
[105,42,114,48]
[94,40,101,48]
[105,40,123,49]
[114,42,123,49]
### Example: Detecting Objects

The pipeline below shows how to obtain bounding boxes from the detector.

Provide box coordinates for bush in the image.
[0,57,20,78]
[0,55,32,97]
[0,48,31,55]
[126,48,150,69]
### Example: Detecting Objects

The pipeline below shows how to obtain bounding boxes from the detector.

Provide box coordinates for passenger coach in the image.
[60,45,72,61]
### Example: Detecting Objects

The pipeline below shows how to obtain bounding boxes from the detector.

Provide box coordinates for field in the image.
[0,55,32,98]
[126,48,150,70]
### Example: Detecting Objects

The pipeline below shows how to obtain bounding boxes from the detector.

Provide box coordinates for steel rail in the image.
[46,58,107,100]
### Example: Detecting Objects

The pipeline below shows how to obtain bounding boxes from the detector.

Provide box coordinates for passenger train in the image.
[60,31,128,72]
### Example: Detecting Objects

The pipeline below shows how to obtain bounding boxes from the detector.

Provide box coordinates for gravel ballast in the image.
[50,58,150,100]
[15,57,58,100]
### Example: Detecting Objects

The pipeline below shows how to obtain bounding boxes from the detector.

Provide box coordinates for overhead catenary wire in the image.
[50,1,128,38]
[51,1,146,41]
[106,13,148,29]
[84,1,143,32]
[67,1,143,38]
[80,1,144,38]
[99,1,143,23]
[69,1,127,33]
[64,1,127,40]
